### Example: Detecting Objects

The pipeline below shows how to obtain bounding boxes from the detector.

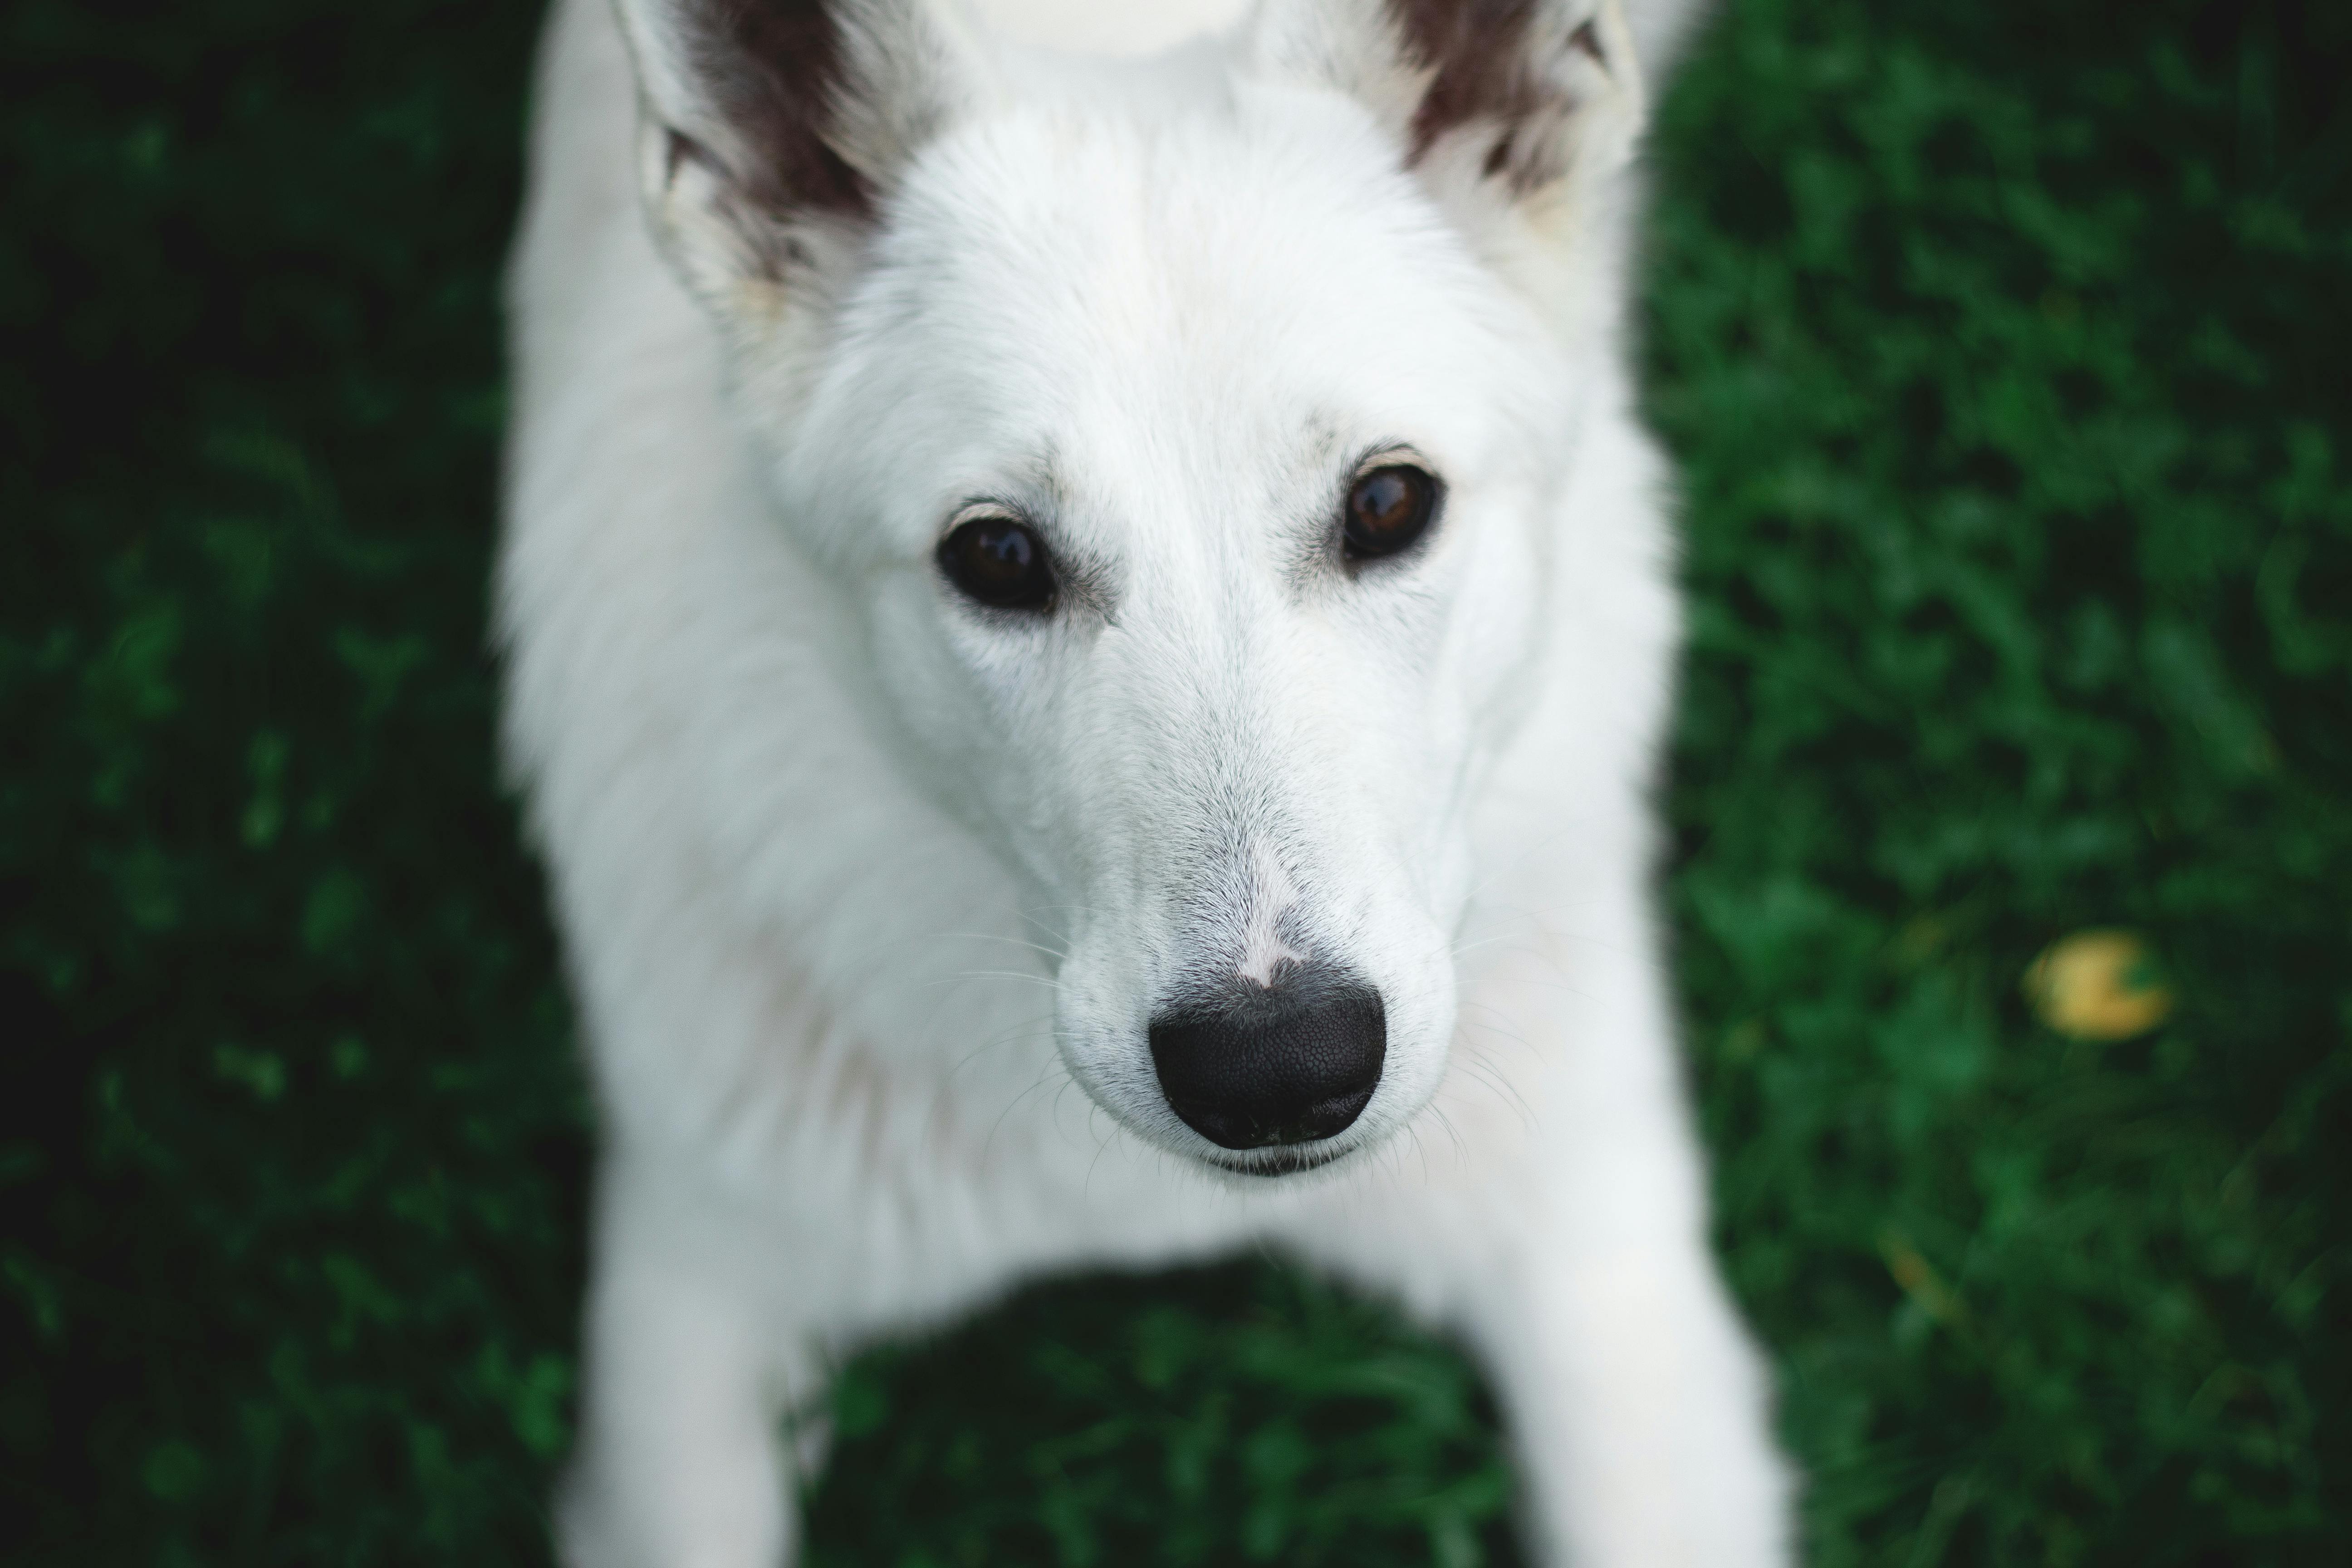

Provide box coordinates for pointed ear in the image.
[1248,0,1647,227]
[612,0,994,319]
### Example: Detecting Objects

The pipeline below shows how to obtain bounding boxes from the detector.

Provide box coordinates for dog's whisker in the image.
[945,1012,1059,1083]
[1425,1100,1472,1167]
[1457,1053,1541,1134]
[928,968,1064,994]
[935,929,1071,963]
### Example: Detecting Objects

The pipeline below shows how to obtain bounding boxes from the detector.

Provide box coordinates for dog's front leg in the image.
[1456,1204,1793,1568]
[557,1168,811,1568]
[1401,855,1795,1563]
[1309,932,1794,1565]
[1308,1141,1790,1567]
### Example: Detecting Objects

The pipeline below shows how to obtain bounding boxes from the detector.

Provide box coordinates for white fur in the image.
[501,0,1790,1562]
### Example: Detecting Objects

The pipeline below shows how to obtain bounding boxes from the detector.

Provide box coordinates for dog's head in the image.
[616,0,1649,1176]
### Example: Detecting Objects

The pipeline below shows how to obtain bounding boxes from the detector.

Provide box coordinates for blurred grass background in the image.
[3,0,2346,1562]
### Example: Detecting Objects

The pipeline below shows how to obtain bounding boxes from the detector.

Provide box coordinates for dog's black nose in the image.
[1148,968,1385,1150]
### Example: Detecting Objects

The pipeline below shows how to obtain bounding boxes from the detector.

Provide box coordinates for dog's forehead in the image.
[845,90,1554,542]
[911,100,1512,399]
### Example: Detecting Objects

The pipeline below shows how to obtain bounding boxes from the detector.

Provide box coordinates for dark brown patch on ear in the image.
[1389,0,1544,164]
[1389,0,1617,191]
[679,0,875,221]
[664,126,721,187]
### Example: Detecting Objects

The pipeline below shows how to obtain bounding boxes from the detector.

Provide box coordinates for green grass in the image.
[3,0,2346,1563]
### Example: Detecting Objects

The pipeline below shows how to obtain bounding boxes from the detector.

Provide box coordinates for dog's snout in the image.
[1147,967,1385,1151]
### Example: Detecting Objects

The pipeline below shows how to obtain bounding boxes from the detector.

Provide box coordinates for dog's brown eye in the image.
[1343,465,1439,560]
[939,514,1055,611]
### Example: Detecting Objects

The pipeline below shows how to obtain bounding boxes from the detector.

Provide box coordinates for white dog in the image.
[500,0,1791,1561]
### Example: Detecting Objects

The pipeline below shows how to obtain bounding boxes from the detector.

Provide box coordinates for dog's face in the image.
[619,0,1645,1174]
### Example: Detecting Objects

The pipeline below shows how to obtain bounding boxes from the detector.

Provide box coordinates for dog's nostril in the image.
[1147,967,1385,1152]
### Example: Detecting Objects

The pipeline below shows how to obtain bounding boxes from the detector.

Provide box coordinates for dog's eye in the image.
[939,514,1055,611]
[1342,465,1439,561]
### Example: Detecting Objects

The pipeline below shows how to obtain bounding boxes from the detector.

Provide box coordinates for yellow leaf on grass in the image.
[2023,930,2175,1041]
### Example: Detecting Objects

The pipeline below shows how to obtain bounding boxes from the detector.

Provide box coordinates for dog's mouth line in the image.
[1203,1143,1354,1179]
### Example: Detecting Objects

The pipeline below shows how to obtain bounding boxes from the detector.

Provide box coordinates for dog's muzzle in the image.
[1147,964,1385,1156]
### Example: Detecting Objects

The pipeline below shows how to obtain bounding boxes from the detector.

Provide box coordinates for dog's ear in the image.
[613,0,993,320]
[1247,0,1646,235]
